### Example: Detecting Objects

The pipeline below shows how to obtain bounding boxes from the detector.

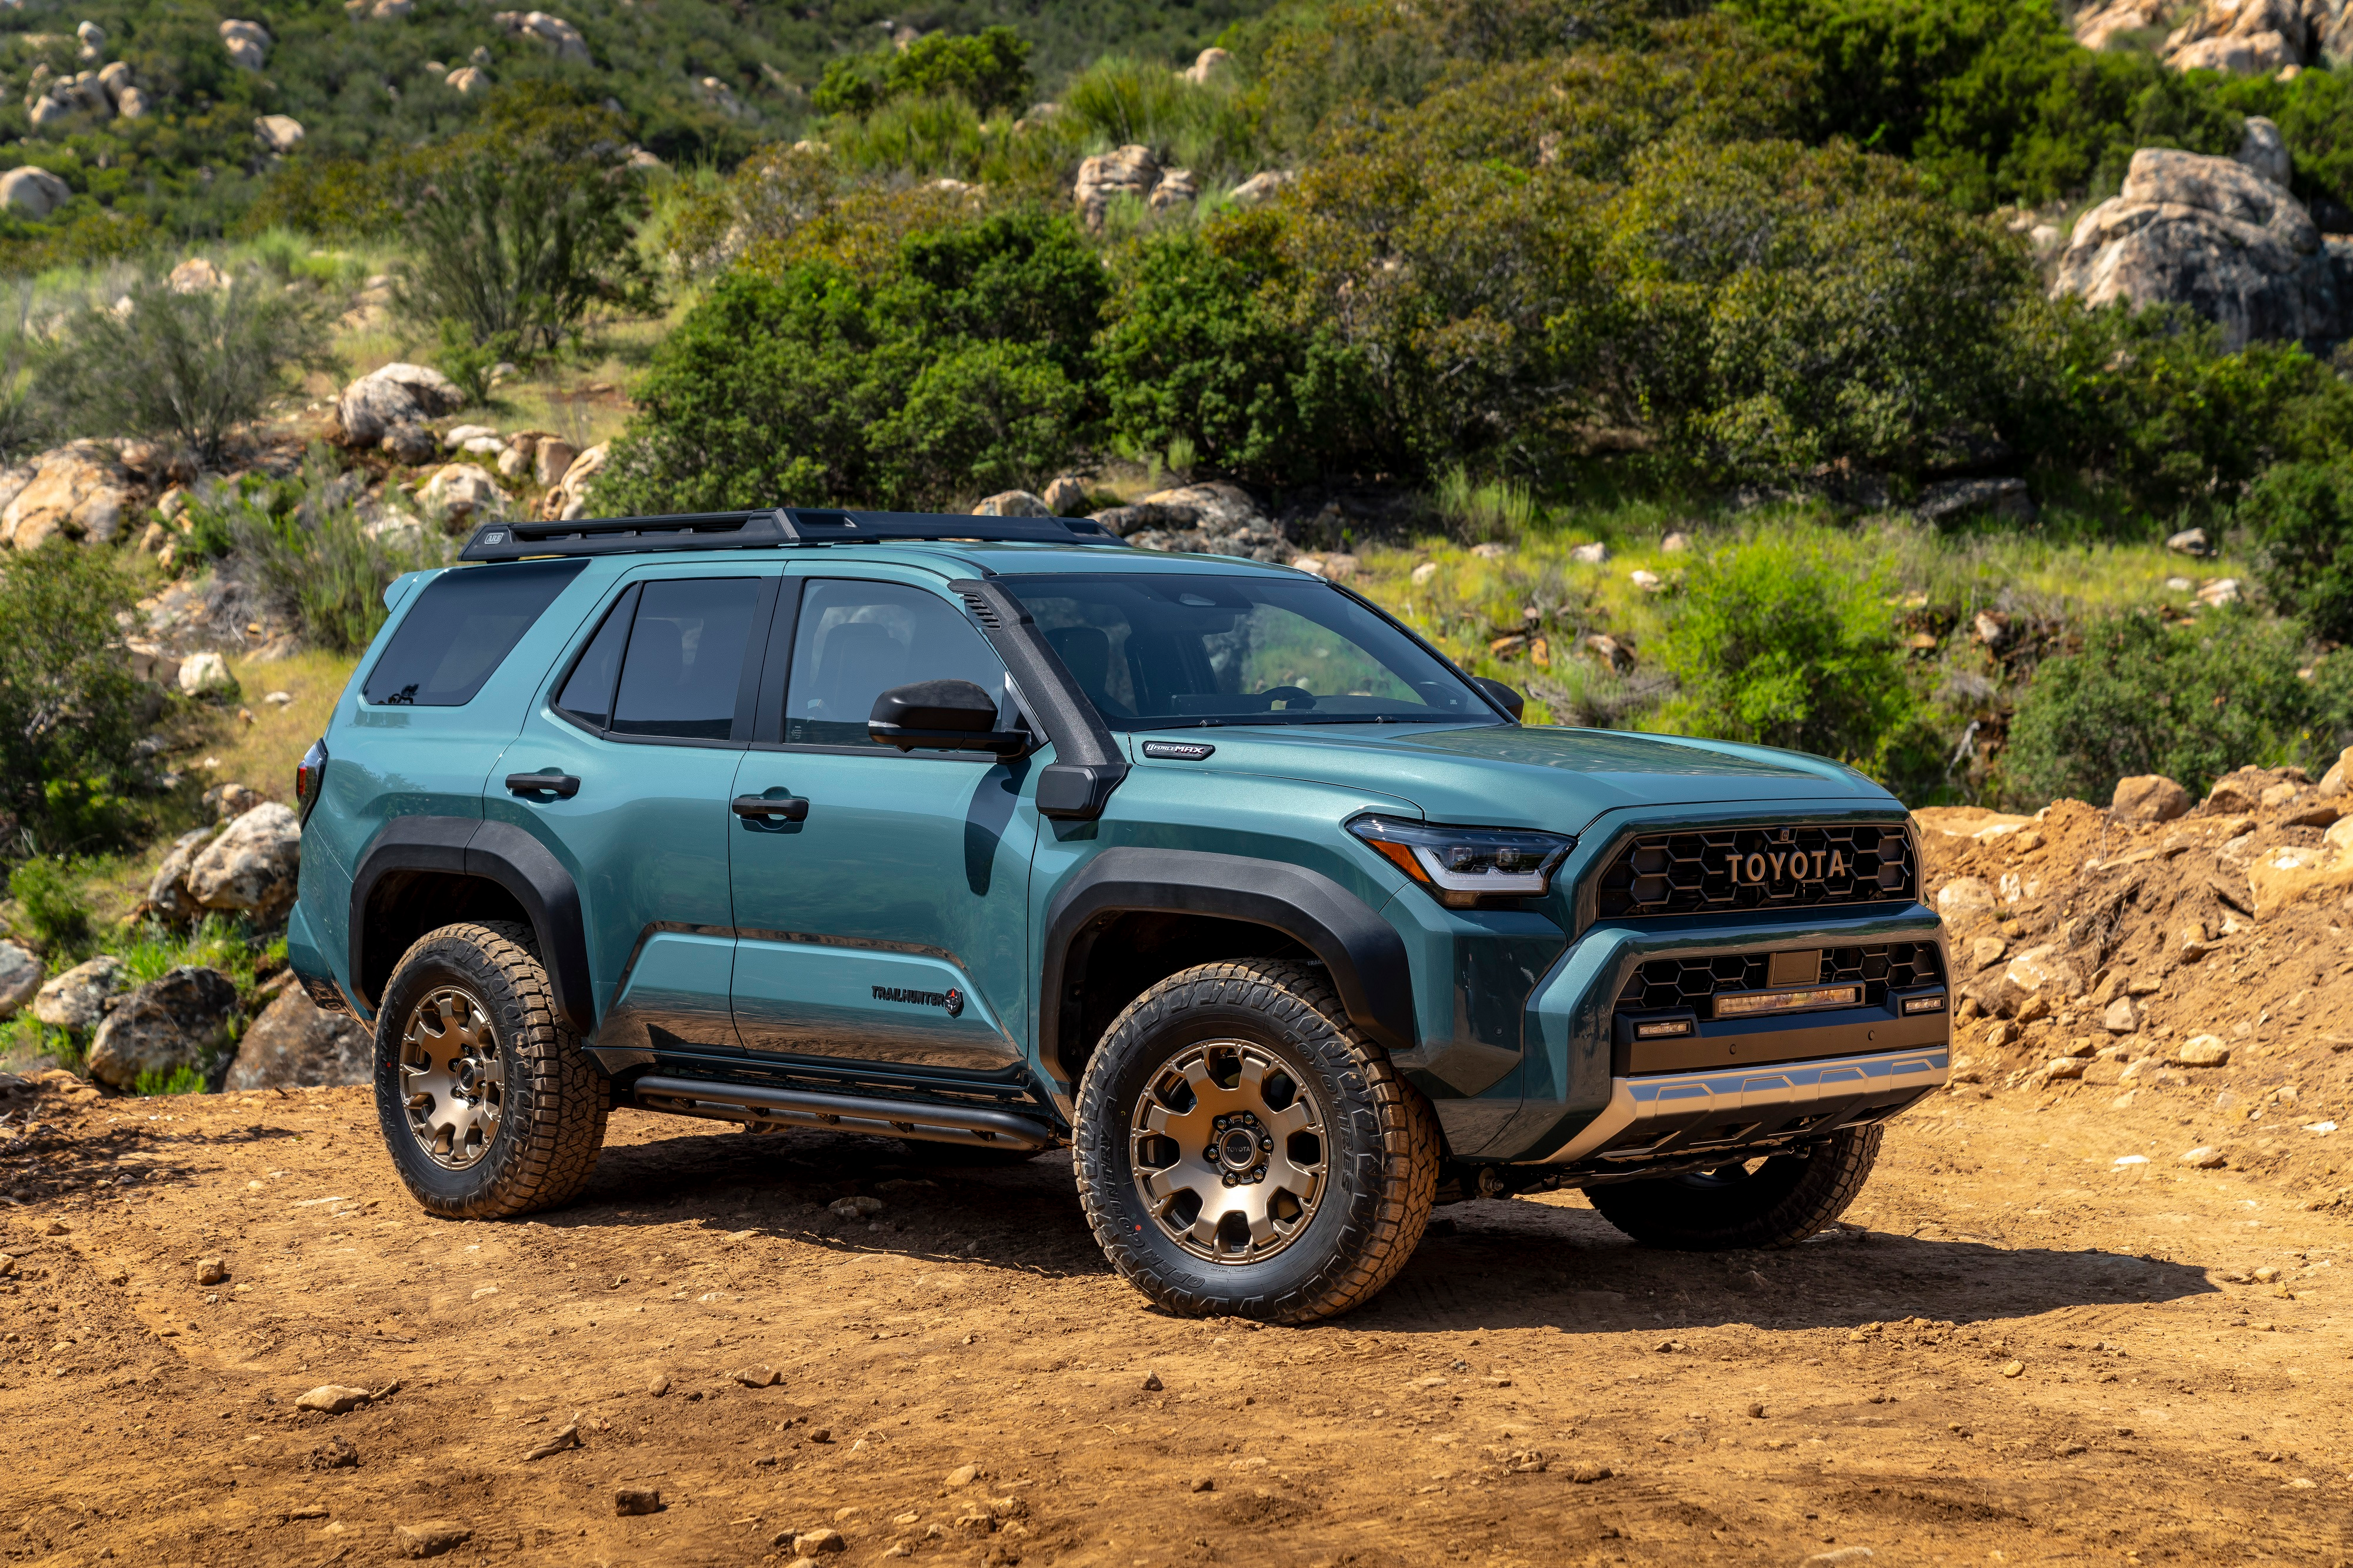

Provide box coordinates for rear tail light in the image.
[295,737,328,825]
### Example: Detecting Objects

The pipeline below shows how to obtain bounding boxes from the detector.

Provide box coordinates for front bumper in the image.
[1541,1043,1948,1170]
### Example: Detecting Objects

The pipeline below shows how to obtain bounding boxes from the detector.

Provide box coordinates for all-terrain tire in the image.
[374,920,609,1219]
[1074,959,1439,1325]
[1584,1125,1882,1249]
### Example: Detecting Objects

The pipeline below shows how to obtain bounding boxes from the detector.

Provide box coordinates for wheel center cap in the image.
[1218,1127,1259,1170]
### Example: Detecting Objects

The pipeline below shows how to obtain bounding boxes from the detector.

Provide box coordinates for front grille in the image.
[1615,942,1944,1014]
[1594,822,1915,918]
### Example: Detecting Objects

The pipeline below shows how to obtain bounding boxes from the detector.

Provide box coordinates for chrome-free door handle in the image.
[732,794,808,821]
[506,772,581,799]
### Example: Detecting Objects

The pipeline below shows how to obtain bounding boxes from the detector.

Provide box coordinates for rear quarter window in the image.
[362,559,588,707]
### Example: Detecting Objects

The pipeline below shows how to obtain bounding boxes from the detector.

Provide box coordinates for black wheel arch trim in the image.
[1039,848,1418,1080]
[349,815,595,1036]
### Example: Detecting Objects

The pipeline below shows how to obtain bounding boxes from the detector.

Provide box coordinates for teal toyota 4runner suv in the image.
[285,507,1949,1324]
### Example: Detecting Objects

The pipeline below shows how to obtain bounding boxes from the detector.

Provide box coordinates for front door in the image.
[489,568,780,1056]
[728,573,1036,1073]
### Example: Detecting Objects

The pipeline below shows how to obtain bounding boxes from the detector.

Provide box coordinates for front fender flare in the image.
[349,815,594,1036]
[1039,847,1417,1078]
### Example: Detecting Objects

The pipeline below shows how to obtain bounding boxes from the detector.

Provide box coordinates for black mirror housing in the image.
[868,679,1032,756]
[1474,676,1525,722]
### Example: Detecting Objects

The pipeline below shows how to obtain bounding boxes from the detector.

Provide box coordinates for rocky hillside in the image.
[1923,760,2353,1212]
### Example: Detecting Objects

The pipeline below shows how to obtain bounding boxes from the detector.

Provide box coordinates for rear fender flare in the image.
[349,816,594,1036]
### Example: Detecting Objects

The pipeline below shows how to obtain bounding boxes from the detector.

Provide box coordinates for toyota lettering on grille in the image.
[1728,848,1851,885]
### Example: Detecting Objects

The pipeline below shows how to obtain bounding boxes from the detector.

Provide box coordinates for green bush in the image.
[131,1064,209,1097]
[813,26,1032,118]
[0,543,148,848]
[1651,528,1926,778]
[8,856,90,950]
[182,458,430,654]
[391,111,655,357]
[2002,610,2326,806]
[2242,460,2353,644]
[37,271,340,469]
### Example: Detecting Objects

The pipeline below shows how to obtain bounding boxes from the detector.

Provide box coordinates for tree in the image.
[0,543,147,848]
[2244,460,2353,643]
[812,26,1032,118]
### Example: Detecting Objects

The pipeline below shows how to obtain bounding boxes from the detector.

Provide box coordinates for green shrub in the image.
[1651,528,1925,779]
[2002,609,2324,806]
[872,341,1086,503]
[392,115,655,357]
[9,856,90,950]
[432,319,521,409]
[37,271,341,469]
[131,1064,208,1097]
[2240,460,2353,643]
[1434,466,1538,543]
[181,458,430,654]
[813,26,1032,119]
[0,543,148,848]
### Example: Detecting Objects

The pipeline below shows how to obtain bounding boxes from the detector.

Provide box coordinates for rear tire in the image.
[1585,1125,1881,1249]
[1074,959,1438,1325]
[374,920,608,1219]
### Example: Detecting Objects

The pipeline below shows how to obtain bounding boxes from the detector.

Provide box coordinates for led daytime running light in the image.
[1348,815,1572,907]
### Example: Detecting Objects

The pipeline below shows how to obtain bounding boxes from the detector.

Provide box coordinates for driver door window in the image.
[784,580,1009,745]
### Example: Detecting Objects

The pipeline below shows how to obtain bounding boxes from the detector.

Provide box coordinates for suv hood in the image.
[1122,723,1895,833]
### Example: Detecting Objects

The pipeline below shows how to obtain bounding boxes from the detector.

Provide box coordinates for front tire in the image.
[1074,959,1438,1324]
[1585,1125,1882,1249]
[374,920,609,1219]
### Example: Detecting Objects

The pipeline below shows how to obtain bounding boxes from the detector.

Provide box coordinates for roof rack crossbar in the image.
[461,506,1125,562]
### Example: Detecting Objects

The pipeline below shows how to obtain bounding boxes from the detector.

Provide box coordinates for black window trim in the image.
[543,571,781,750]
[747,573,1015,763]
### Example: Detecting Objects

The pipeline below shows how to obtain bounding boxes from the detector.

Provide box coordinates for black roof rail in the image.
[459,506,1126,563]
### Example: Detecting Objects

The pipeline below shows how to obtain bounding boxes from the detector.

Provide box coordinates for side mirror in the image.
[1474,677,1525,722]
[868,680,1031,757]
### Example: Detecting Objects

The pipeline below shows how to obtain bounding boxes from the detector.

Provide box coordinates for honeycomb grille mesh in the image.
[1594,822,1916,918]
[1614,942,1945,1013]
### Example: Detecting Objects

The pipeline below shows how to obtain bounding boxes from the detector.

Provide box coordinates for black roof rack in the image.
[458,506,1125,563]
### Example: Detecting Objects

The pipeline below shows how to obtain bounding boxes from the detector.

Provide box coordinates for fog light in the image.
[1902,993,1947,1015]
[1634,1019,1692,1039]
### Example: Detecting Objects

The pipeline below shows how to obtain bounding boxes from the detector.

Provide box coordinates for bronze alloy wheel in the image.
[1128,1039,1329,1264]
[399,985,506,1169]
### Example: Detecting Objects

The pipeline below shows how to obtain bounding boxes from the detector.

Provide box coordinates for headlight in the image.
[1348,815,1573,908]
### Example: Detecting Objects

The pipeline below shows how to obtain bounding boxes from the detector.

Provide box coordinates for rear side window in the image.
[363,560,587,707]
[610,578,764,740]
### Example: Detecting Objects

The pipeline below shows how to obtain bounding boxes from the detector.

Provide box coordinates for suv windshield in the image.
[1004,573,1499,730]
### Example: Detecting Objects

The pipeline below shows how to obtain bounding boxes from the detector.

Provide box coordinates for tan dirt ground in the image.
[1,1070,2347,1568]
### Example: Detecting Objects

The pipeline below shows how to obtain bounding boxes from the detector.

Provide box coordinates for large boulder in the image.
[254,115,305,154]
[224,987,371,1090]
[1098,482,1291,562]
[421,462,508,525]
[146,826,217,922]
[336,362,465,446]
[185,802,301,922]
[0,166,72,218]
[2161,0,2351,69]
[1074,145,1157,228]
[974,490,1051,518]
[219,18,271,71]
[2050,145,2348,350]
[86,966,239,1090]
[0,442,127,548]
[33,954,122,1030]
[542,442,607,520]
[493,11,591,62]
[0,940,40,1020]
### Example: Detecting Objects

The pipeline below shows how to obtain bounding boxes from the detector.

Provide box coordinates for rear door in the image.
[488,566,782,1055]
[726,571,1036,1073]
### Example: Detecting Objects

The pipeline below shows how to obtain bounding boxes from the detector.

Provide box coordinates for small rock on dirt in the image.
[614,1487,661,1516]
[2111,774,2191,823]
[946,1463,980,1487]
[1568,1463,1613,1483]
[1189,1476,1215,1492]
[828,1195,884,1219]
[1746,1402,1767,1419]
[392,1519,471,1559]
[2170,1035,2232,1067]
[296,1384,372,1414]
[1142,1372,1164,1392]
[195,1257,228,1285]
[645,1373,671,1397]
[2179,1146,2227,1168]
[795,1527,847,1555]
[1804,1550,1875,1566]
[306,1436,359,1470]
[732,1365,781,1388]
[1999,1360,2025,1378]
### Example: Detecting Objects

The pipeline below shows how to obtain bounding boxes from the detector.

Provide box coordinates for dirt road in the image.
[1,1077,2347,1568]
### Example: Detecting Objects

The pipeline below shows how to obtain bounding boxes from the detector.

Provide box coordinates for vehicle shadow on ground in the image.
[562,1119,2219,1332]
